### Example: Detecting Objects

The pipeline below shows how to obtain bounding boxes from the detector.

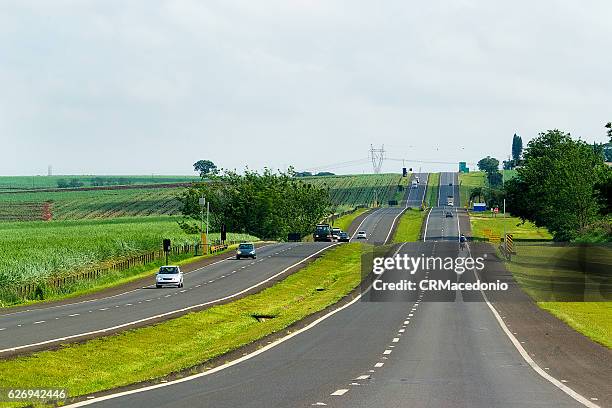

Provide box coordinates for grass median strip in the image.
[392,209,426,243]
[424,173,439,208]
[0,243,364,401]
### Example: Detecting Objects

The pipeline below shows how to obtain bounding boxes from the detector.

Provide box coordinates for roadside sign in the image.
[505,234,514,253]
[489,233,501,244]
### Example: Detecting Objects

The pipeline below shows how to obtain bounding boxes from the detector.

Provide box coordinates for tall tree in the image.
[511,133,523,166]
[505,130,606,240]
[193,160,217,178]
[477,156,499,174]
[606,122,612,143]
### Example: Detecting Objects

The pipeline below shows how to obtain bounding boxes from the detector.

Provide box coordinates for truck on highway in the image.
[313,224,333,242]
[447,196,454,206]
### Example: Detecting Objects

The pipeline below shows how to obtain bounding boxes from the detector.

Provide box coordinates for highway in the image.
[68,171,596,408]
[0,183,416,355]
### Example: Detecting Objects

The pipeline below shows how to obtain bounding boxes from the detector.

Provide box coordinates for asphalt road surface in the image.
[67,173,588,408]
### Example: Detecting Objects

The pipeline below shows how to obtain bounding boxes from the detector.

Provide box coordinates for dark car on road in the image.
[314,224,333,242]
[445,211,453,218]
[236,242,256,259]
[338,231,349,242]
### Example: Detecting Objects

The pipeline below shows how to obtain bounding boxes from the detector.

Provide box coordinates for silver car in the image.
[156,265,183,288]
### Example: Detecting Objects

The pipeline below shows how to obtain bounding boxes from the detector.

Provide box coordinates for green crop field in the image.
[0,216,257,288]
[459,170,517,207]
[0,187,185,222]
[0,175,198,191]
[302,174,404,211]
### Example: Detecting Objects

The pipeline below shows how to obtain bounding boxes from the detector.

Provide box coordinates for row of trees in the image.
[179,168,330,240]
[505,129,611,241]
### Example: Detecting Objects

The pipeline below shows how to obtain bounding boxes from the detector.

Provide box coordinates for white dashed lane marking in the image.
[374,362,384,368]
[330,389,349,396]
[68,313,80,317]
[33,321,45,324]
[383,349,392,355]
[392,337,399,342]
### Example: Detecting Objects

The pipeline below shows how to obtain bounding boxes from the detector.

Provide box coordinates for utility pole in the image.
[370,144,385,174]
[199,196,206,255]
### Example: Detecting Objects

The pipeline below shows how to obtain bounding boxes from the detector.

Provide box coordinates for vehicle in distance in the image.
[314,223,333,242]
[332,227,342,240]
[356,230,367,239]
[445,211,453,218]
[447,196,454,206]
[411,180,418,189]
[236,242,256,259]
[156,266,183,288]
[338,231,349,242]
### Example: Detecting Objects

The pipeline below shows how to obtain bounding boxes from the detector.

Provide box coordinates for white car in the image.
[156,265,183,288]
[356,230,367,239]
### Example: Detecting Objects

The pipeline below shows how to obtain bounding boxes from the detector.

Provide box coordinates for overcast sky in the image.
[1,0,610,176]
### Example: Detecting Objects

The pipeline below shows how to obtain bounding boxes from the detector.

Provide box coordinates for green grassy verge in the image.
[470,212,552,241]
[503,243,611,348]
[331,208,370,232]
[392,209,426,243]
[538,302,611,348]
[0,243,364,401]
[424,173,440,207]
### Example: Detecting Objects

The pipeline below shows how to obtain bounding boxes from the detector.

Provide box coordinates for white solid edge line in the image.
[422,207,433,242]
[0,243,277,319]
[63,241,408,408]
[467,243,599,408]
[383,207,407,245]
[0,244,336,355]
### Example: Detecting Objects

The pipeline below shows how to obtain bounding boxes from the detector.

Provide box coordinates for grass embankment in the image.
[332,208,370,232]
[539,302,611,348]
[0,243,364,400]
[503,243,611,348]
[424,172,440,207]
[392,209,427,243]
[470,212,552,241]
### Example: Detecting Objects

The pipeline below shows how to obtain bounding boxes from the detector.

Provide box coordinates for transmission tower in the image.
[370,144,385,174]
